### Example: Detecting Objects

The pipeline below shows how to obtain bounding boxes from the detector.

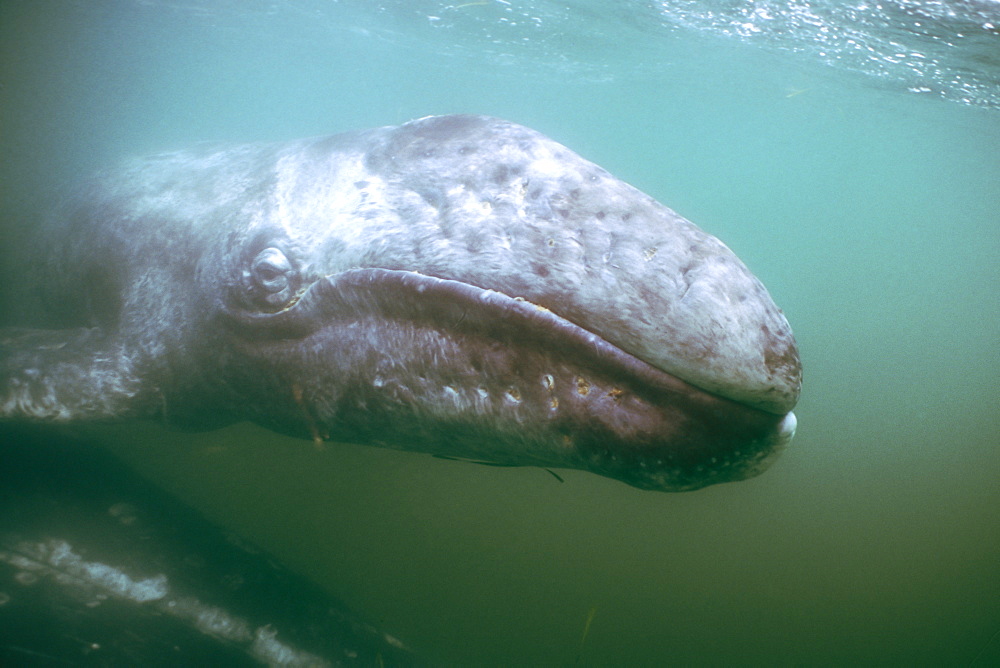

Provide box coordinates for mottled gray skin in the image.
[0,115,800,491]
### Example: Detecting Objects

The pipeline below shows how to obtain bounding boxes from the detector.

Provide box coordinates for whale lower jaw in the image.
[220,269,796,492]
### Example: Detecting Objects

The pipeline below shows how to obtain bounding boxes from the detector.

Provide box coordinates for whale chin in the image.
[218,268,796,492]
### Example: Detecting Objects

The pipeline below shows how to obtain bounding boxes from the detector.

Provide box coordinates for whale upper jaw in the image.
[279,114,802,416]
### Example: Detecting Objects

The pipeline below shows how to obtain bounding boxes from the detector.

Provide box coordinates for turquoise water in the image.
[1,1,998,664]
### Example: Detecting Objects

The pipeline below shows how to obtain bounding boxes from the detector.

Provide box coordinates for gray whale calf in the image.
[1,114,800,492]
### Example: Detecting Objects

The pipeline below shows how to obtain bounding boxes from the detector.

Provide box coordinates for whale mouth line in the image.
[341,268,707,400]
[233,267,772,417]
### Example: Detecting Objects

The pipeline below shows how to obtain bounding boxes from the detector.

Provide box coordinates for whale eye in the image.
[248,247,298,308]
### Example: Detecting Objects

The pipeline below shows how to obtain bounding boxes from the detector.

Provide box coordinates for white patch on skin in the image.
[531,156,568,180]
[45,540,168,603]
[441,384,463,408]
[252,625,314,666]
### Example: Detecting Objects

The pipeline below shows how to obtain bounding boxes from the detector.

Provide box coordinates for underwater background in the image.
[1,0,997,664]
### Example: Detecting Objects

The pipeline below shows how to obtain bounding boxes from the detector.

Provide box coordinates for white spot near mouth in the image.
[441,385,463,407]
[776,411,797,445]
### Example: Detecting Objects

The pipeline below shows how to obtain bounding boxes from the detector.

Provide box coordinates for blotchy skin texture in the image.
[1,115,801,492]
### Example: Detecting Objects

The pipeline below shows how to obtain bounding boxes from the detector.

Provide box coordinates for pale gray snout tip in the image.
[776,411,797,448]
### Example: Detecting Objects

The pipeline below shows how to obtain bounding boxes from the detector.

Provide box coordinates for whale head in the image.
[204,115,801,491]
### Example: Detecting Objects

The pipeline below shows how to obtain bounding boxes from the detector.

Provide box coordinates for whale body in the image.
[0,114,800,492]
